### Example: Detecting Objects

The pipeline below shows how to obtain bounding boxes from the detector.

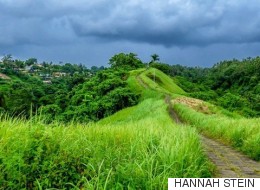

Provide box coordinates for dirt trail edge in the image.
[136,74,148,89]
[165,95,260,178]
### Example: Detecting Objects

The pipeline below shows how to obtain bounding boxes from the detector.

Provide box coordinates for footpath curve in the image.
[135,70,260,177]
[165,95,260,178]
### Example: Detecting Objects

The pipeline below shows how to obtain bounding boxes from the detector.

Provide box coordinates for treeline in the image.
[0,53,143,122]
[0,54,105,76]
[151,57,260,117]
[1,53,259,120]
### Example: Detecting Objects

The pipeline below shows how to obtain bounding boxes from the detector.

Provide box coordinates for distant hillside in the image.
[151,57,260,117]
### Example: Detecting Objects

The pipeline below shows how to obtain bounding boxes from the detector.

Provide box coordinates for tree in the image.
[14,60,25,68]
[66,68,139,121]
[2,54,12,62]
[25,58,37,66]
[108,53,144,70]
[5,81,34,116]
[151,54,160,63]
[2,54,14,69]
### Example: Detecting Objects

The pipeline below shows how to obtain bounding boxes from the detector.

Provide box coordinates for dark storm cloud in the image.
[1,0,260,67]
[0,0,76,47]
[68,0,260,47]
[1,0,260,48]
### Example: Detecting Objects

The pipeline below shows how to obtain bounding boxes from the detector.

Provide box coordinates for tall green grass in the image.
[0,99,211,189]
[174,103,260,161]
[127,69,145,95]
[139,68,186,95]
[127,68,165,100]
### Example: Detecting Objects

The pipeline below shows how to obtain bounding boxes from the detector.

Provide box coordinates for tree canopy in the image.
[108,53,144,70]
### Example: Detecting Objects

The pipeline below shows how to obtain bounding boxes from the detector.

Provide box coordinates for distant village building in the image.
[39,73,52,80]
[52,72,67,78]
[36,64,43,68]
[25,65,32,71]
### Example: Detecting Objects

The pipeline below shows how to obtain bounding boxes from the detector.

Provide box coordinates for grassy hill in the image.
[0,69,212,189]
[137,68,185,95]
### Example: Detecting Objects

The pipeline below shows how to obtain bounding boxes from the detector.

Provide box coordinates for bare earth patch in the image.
[136,75,148,89]
[172,97,213,114]
[0,73,11,80]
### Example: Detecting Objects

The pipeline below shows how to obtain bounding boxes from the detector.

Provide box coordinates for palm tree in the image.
[151,54,160,62]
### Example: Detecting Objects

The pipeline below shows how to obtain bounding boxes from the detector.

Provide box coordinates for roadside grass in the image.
[0,98,211,189]
[173,103,260,161]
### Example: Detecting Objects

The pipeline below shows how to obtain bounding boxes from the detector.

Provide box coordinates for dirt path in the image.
[136,74,148,89]
[165,95,260,178]
[201,136,260,177]
[165,95,181,124]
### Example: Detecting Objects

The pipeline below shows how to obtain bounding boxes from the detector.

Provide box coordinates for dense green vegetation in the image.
[53,69,139,122]
[0,53,143,122]
[0,55,98,118]
[151,57,260,117]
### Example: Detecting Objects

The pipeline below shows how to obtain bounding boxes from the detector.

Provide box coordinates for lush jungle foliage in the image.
[151,57,260,117]
[46,69,139,122]
[0,53,143,122]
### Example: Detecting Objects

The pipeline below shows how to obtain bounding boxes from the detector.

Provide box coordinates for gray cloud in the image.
[68,0,260,46]
[1,0,260,66]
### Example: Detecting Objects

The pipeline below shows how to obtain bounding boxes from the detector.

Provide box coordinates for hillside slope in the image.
[138,68,186,95]
[0,68,211,189]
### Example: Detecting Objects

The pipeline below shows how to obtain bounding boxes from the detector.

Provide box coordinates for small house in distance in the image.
[52,72,67,78]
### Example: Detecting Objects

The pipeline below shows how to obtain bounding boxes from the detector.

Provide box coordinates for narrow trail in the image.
[136,74,148,89]
[164,95,260,178]
[165,95,181,124]
[201,136,260,178]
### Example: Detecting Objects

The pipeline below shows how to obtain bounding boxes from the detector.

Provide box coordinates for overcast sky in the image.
[1,0,260,67]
